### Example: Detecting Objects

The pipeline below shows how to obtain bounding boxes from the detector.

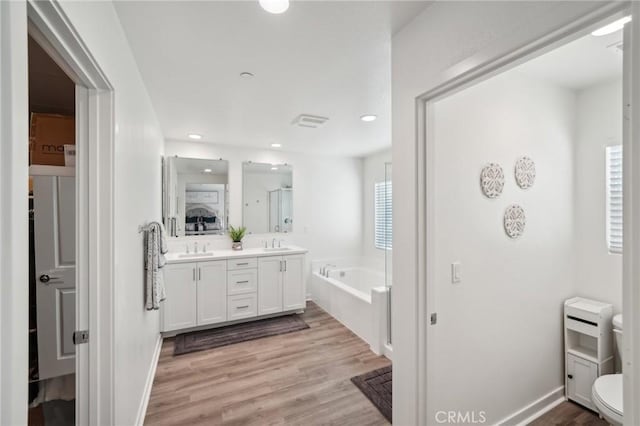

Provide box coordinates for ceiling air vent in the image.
[291,114,329,128]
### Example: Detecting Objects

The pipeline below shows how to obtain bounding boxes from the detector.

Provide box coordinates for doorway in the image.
[416,5,638,425]
[27,35,77,425]
[0,1,116,424]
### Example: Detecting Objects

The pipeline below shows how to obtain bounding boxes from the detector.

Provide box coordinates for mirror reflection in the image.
[164,157,229,237]
[242,162,293,234]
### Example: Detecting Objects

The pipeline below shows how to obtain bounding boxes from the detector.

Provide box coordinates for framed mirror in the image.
[242,162,293,234]
[163,156,229,237]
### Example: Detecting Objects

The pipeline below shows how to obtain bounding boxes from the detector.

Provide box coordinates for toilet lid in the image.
[593,374,623,416]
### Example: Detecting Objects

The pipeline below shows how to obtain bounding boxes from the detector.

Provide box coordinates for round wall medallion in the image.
[515,156,536,189]
[504,204,526,239]
[480,163,505,199]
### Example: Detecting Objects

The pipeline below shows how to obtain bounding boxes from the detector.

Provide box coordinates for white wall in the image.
[57,2,165,424]
[575,78,623,312]
[362,149,392,268]
[391,2,615,424]
[164,140,364,262]
[431,70,577,424]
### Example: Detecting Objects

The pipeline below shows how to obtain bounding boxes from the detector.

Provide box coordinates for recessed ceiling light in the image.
[188,133,202,140]
[271,166,279,171]
[271,143,282,148]
[240,72,254,78]
[203,168,212,173]
[592,16,632,36]
[360,114,377,122]
[259,0,289,14]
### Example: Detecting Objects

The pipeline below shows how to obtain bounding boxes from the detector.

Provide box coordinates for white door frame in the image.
[0,1,115,425]
[414,3,639,425]
[623,2,640,424]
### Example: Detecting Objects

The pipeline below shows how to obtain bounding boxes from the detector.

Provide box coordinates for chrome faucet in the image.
[272,238,276,248]
[324,264,336,277]
[194,242,198,253]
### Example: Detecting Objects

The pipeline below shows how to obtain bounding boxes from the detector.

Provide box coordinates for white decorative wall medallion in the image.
[514,156,536,189]
[504,204,526,239]
[480,163,504,199]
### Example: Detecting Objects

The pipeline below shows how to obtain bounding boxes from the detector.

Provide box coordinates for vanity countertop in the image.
[164,246,308,264]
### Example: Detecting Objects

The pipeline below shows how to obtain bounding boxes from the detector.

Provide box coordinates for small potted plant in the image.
[229,225,247,251]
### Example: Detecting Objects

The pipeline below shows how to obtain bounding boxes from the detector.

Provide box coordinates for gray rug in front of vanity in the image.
[351,365,392,422]
[173,314,309,355]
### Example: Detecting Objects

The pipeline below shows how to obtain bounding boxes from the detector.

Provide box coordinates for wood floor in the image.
[528,402,608,426]
[145,302,391,425]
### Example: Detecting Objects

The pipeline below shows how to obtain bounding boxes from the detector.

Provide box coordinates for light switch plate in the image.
[451,262,461,284]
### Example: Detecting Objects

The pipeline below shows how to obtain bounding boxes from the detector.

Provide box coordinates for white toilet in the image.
[592,314,623,425]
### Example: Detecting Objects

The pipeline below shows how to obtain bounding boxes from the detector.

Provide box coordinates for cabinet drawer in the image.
[227,257,257,270]
[227,269,258,295]
[227,294,257,321]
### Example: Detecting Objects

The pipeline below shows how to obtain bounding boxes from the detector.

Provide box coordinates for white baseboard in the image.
[497,386,565,426]
[135,335,163,426]
[383,343,393,360]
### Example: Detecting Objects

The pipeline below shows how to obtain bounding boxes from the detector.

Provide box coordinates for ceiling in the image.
[29,36,75,115]
[114,1,429,157]
[515,29,623,91]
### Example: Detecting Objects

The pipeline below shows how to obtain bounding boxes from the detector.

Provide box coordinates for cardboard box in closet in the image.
[29,113,75,166]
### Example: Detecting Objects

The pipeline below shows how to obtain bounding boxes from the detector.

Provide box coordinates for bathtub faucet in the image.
[323,264,336,277]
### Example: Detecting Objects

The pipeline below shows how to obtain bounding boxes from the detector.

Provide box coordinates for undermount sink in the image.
[177,252,215,259]
[262,247,292,252]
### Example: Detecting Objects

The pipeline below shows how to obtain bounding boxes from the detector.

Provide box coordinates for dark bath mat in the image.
[351,365,392,423]
[174,314,309,355]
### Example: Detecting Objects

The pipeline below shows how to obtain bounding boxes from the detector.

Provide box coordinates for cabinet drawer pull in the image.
[567,374,573,379]
[193,268,196,281]
[236,280,249,284]
[236,262,249,266]
[237,305,249,309]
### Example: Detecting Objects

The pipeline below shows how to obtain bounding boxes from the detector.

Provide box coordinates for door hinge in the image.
[73,330,89,345]
[430,313,438,325]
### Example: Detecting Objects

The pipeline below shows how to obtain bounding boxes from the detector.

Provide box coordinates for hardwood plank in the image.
[145,302,390,425]
[528,401,608,426]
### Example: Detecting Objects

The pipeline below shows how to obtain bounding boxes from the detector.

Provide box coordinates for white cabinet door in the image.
[282,254,305,311]
[34,176,76,380]
[258,257,283,315]
[197,261,227,326]
[567,353,598,410]
[162,263,197,331]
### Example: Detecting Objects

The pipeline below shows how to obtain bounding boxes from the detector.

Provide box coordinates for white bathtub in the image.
[311,266,390,357]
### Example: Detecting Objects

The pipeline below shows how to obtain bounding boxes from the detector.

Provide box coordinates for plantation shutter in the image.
[606,145,623,254]
[375,181,392,250]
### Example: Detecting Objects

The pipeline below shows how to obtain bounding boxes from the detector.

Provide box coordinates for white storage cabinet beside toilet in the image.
[564,297,614,410]
[161,251,306,333]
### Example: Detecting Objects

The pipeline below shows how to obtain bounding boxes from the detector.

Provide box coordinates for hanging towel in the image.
[145,221,168,310]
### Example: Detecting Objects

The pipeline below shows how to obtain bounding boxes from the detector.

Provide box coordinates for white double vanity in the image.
[161,248,307,334]
[161,155,305,335]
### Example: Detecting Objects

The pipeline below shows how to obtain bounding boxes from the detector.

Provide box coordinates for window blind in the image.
[375,181,392,250]
[606,145,623,254]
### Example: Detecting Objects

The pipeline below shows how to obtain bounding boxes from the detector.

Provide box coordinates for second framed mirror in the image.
[242,162,293,234]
